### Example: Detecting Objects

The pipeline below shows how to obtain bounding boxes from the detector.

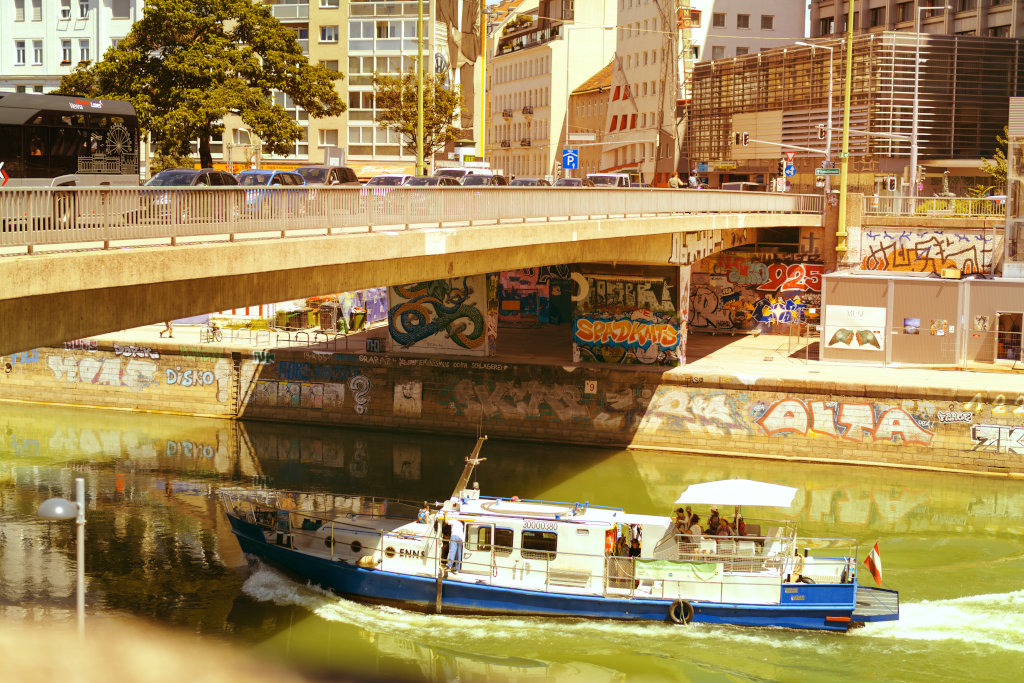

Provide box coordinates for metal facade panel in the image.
[890,280,960,366]
[821,276,889,365]
[1009,98,1024,137]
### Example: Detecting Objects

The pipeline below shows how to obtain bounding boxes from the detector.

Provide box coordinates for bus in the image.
[0,93,140,188]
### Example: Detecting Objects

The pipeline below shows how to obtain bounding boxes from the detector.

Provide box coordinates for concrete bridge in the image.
[0,186,825,355]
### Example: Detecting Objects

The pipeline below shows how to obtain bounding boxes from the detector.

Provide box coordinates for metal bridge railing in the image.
[1,186,823,253]
[863,195,1006,217]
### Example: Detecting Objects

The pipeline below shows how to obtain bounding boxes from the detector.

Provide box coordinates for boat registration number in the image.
[523,520,557,531]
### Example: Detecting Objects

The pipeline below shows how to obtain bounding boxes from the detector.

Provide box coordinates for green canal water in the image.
[2,402,1023,682]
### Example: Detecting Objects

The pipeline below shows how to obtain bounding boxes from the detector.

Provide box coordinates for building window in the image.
[761,15,773,30]
[956,0,976,10]
[320,25,339,42]
[14,40,26,66]
[62,39,72,64]
[737,14,750,29]
[15,0,25,22]
[31,0,41,21]
[110,38,121,49]
[842,12,860,31]
[712,12,725,28]
[112,0,129,19]
[819,17,835,35]
[869,7,886,27]
[989,25,1010,38]
[319,129,339,147]
[79,0,89,19]
[79,39,90,62]
[736,47,749,56]
[711,45,725,60]
[896,3,912,22]
[319,59,339,71]
[32,40,42,65]
[319,0,340,7]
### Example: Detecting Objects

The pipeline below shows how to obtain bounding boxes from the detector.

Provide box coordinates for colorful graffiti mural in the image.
[572,272,681,365]
[860,230,994,274]
[754,399,934,446]
[689,253,823,333]
[387,276,492,355]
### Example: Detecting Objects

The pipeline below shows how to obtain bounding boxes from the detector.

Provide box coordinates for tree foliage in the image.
[372,70,461,161]
[980,125,1008,189]
[52,0,345,168]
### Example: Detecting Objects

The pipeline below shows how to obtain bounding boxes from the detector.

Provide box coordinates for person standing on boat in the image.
[418,501,430,524]
[706,506,721,535]
[447,513,465,573]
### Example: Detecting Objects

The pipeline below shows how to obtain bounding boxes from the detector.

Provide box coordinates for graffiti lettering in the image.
[639,388,750,436]
[861,230,993,275]
[165,440,215,459]
[277,361,362,383]
[970,424,1024,454]
[936,411,974,424]
[254,350,276,364]
[179,346,220,362]
[6,435,40,457]
[47,354,158,390]
[64,339,98,352]
[10,349,39,364]
[114,343,160,359]
[757,399,934,445]
[165,367,216,387]
[574,317,681,351]
[448,379,590,423]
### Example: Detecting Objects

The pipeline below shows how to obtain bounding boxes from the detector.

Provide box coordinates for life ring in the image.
[669,599,694,625]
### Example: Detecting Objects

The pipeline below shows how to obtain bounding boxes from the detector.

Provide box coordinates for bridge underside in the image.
[0,213,818,355]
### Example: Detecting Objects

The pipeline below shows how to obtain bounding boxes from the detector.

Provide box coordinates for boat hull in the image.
[228,515,886,632]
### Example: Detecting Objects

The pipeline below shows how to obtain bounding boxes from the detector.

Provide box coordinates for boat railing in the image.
[220,488,421,523]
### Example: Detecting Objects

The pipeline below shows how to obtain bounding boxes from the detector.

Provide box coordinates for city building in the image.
[1006,97,1023,278]
[685,32,1023,194]
[1,0,143,94]
[568,62,613,178]
[487,0,618,179]
[600,0,804,184]
[811,0,1021,40]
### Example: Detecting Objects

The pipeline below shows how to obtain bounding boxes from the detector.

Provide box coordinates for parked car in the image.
[587,173,632,188]
[141,168,241,222]
[435,167,494,181]
[365,174,413,187]
[235,169,309,217]
[509,178,551,187]
[461,174,508,187]
[553,177,595,188]
[406,176,461,187]
[295,165,361,186]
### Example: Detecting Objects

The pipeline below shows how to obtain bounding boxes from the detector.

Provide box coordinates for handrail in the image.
[0,185,824,254]
[863,195,1005,217]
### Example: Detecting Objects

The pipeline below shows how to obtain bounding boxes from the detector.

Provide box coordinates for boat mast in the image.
[450,435,487,500]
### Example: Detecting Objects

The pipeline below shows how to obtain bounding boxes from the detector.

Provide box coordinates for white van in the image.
[587,173,631,188]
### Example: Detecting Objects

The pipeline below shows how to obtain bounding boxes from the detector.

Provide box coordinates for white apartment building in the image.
[600,0,803,183]
[1,0,143,93]
[487,0,618,179]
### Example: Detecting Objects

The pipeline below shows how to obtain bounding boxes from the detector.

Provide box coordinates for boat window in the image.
[467,526,514,555]
[522,530,557,560]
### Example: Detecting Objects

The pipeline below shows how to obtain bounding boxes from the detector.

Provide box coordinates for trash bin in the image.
[349,306,367,331]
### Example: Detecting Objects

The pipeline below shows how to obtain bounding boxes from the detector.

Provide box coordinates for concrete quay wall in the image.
[2,341,1021,477]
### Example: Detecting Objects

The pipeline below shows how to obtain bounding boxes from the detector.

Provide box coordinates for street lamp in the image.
[911,4,951,198]
[795,41,834,192]
[37,477,86,639]
[563,24,615,178]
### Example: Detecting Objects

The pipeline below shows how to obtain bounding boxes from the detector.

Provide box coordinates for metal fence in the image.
[0,186,823,253]
[863,195,1006,217]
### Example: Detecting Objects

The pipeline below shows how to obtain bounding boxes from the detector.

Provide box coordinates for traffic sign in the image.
[839,152,850,159]
[784,164,796,177]
[814,168,840,176]
[0,161,7,186]
[784,151,796,162]
[562,148,578,170]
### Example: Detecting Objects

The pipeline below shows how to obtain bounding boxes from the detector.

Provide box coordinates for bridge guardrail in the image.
[0,186,823,253]
[863,195,1005,217]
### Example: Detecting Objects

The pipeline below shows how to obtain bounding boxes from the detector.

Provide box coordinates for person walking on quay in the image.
[159,321,173,338]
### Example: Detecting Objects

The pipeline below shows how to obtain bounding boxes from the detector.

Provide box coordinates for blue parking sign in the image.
[562,149,578,170]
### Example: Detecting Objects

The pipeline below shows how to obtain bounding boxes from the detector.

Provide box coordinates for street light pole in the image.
[416,0,424,176]
[796,42,834,192]
[910,5,951,198]
[37,476,86,640]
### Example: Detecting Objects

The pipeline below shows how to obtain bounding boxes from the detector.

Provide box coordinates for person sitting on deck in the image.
[417,501,430,524]
[684,515,702,542]
[717,517,734,536]
[706,506,721,535]
[673,507,688,532]
[735,513,747,536]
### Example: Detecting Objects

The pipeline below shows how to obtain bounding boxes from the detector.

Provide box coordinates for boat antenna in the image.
[451,435,487,500]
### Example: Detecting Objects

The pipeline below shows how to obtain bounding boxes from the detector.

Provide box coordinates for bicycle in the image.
[205,321,223,343]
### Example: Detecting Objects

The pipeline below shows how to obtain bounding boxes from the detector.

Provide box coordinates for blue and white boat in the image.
[219,437,898,632]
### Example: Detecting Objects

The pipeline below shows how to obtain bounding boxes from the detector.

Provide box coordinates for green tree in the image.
[980,125,1008,189]
[372,69,461,163]
[53,0,345,169]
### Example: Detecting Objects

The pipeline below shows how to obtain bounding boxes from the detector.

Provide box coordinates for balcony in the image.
[500,139,511,147]
[522,105,533,118]
[520,138,531,147]
[502,109,514,119]
[271,3,309,22]
[497,24,561,56]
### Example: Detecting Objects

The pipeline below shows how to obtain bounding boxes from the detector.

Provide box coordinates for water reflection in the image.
[3,403,1024,682]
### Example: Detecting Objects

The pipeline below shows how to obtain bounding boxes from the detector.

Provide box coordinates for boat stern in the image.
[851,585,900,624]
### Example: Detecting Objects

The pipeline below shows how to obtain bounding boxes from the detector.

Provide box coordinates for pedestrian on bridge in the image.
[159,321,173,338]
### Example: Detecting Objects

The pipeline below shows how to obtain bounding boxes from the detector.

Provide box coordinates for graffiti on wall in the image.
[754,398,934,446]
[388,276,491,355]
[47,353,160,391]
[860,230,994,274]
[689,253,823,333]
[572,272,681,365]
[671,228,756,266]
[970,424,1024,454]
[498,266,574,326]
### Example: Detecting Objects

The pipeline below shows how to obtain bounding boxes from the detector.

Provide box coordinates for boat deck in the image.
[852,586,900,621]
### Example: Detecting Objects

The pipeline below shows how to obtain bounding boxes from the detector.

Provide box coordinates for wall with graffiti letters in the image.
[387,276,494,356]
[860,229,995,275]
[572,269,682,366]
[689,252,823,333]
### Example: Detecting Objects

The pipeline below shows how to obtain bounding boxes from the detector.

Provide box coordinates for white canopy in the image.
[674,479,798,508]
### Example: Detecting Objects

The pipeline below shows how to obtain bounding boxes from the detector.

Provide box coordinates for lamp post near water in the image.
[37,477,86,639]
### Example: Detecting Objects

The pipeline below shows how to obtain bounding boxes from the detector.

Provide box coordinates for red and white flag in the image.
[863,542,883,586]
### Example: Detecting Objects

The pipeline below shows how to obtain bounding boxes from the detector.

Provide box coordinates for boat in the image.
[219,436,898,631]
